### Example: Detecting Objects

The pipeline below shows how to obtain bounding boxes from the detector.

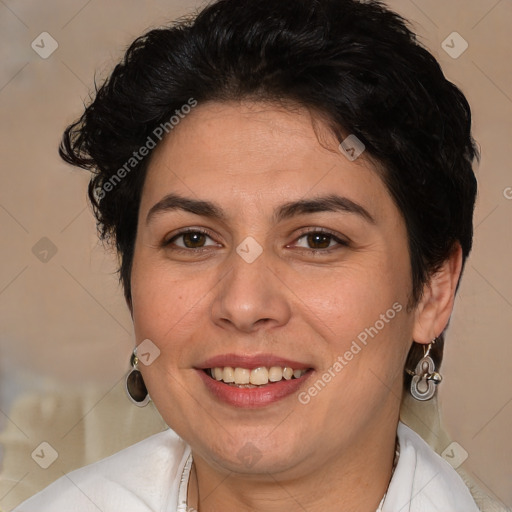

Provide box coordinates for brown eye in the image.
[292,230,348,252]
[164,230,218,250]
[181,232,207,248]
[306,233,332,249]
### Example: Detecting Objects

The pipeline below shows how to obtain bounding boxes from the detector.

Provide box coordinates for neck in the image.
[187,417,399,512]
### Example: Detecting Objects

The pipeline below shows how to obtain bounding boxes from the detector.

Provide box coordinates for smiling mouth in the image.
[205,366,311,388]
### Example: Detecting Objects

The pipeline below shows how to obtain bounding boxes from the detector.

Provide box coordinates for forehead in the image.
[150,100,340,169]
[140,100,392,221]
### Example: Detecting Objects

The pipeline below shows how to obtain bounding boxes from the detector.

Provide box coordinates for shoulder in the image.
[383,422,480,512]
[13,429,191,512]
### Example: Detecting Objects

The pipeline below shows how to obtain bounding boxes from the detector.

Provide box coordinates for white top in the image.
[14,422,479,512]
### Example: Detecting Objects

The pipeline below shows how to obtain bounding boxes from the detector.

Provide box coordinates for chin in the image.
[194,424,312,476]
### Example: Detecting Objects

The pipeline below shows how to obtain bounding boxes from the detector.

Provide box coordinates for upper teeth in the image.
[209,366,307,386]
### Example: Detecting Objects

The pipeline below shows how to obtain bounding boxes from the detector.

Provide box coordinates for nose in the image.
[210,248,292,334]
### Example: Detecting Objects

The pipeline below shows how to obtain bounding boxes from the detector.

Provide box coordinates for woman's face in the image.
[131,100,419,477]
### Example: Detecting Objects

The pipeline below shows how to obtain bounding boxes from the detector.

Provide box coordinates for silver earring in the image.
[406,338,442,401]
[125,348,150,407]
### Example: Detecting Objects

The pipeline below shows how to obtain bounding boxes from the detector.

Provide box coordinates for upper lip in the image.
[196,353,313,370]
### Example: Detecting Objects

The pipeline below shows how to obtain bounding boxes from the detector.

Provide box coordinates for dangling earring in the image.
[125,348,150,407]
[406,338,442,401]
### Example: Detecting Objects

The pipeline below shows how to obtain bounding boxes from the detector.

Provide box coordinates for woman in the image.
[15,0,483,510]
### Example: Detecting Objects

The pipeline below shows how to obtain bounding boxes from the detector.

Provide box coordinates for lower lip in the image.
[196,369,313,408]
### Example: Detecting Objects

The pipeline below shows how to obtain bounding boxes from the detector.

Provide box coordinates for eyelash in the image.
[162,228,349,254]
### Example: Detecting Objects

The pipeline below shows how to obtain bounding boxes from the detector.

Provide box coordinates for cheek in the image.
[130,252,220,355]
[131,254,180,339]
[301,251,413,400]
[307,256,410,339]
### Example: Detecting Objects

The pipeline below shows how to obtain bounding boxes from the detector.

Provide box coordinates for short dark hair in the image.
[60,0,478,334]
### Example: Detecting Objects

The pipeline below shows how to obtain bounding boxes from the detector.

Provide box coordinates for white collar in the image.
[15,422,479,512]
[382,422,479,512]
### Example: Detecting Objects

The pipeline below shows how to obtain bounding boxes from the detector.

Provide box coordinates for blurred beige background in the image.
[0,0,511,510]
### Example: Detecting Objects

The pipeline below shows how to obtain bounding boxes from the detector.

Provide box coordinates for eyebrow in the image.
[145,192,375,225]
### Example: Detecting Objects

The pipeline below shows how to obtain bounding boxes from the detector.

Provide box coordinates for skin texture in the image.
[130,101,462,512]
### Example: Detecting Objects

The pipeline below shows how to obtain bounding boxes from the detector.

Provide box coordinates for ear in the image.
[412,244,463,344]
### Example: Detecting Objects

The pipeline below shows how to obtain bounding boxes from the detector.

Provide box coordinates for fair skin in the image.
[130,100,462,512]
